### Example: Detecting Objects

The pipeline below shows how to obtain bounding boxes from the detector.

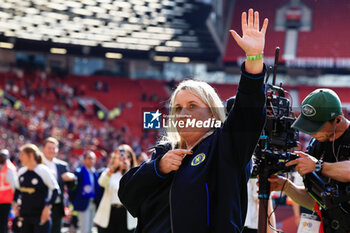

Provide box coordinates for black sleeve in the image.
[13,188,20,203]
[68,170,80,202]
[118,152,169,217]
[221,62,266,166]
[63,163,77,190]
[46,189,58,206]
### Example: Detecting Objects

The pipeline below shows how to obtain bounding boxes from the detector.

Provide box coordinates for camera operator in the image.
[269,88,350,233]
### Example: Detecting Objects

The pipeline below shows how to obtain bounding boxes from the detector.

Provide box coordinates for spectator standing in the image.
[70,151,100,233]
[42,137,76,233]
[94,145,137,233]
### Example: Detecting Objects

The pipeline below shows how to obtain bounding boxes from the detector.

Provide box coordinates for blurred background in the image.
[0,0,349,232]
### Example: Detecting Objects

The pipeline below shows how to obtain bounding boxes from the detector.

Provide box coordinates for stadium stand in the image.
[223,0,288,63]
[0,0,219,61]
[297,0,350,58]
[224,0,350,70]
[0,69,164,166]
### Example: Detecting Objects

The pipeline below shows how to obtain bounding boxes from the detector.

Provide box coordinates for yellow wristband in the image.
[246,53,263,61]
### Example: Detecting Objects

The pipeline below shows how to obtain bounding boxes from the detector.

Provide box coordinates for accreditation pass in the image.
[297,213,321,233]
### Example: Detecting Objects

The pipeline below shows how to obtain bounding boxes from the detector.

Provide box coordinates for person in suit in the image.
[42,137,76,233]
[70,151,100,233]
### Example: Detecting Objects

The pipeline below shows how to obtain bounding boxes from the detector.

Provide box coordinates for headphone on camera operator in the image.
[290,88,350,233]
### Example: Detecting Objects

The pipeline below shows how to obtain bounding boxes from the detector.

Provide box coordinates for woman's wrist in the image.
[246,53,263,61]
[244,59,264,74]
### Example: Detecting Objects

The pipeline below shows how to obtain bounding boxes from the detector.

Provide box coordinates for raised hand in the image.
[230,8,268,56]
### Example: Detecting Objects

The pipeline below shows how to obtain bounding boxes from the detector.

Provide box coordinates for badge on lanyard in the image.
[297,213,321,233]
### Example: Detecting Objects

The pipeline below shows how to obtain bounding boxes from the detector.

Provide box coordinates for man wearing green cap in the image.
[268,88,350,233]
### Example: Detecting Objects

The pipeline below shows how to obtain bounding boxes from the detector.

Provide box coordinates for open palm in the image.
[230,9,268,56]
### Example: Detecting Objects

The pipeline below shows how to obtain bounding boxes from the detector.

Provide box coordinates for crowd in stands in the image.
[2,69,78,109]
[0,68,160,171]
[0,102,154,170]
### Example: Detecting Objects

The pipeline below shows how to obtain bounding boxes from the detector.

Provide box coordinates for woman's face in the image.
[110,153,121,168]
[19,151,30,166]
[174,90,213,145]
[119,148,132,170]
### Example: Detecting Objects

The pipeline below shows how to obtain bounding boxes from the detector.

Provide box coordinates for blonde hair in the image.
[43,137,59,147]
[20,144,44,164]
[160,79,225,149]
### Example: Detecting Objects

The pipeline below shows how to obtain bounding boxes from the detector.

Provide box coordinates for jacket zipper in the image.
[169,152,192,233]
[169,171,177,233]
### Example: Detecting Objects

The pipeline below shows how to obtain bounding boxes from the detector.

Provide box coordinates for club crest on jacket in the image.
[191,153,206,166]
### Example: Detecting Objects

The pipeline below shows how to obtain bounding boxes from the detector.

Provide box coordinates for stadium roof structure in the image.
[0,0,220,62]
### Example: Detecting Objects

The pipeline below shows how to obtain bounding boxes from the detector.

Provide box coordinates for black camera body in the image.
[252,47,302,233]
[304,171,350,210]
[252,84,299,180]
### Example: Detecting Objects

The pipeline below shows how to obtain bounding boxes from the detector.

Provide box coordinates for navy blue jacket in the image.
[119,63,266,233]
[70,166,100,211]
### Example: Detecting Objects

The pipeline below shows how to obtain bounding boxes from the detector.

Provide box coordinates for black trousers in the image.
[20,216,51,233]
[242,227,258,233]
[51,203,63,233]
[98,206,131,233]
[0,204,11,233]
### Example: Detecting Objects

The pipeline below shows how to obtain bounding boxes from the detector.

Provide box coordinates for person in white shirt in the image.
[243,178,276,233]
[42,137,76,233]
[94,145,137,233]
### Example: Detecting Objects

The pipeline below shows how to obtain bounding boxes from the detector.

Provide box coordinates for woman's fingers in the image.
[159,149,191,173]
[260,18,269,35]
[254,11,259,31]
[241,11,247,35]
[163,158,182,172]
[230,30,242,46]
[247,8,253,29]
[169,158,182,166]
[169,164,180,171]
[168,150,191,161]
[172,149,192,156]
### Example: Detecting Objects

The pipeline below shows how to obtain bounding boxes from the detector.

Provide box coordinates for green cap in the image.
[291,88,342,134]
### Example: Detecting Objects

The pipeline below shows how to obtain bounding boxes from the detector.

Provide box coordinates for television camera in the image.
[253,47,299,233]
